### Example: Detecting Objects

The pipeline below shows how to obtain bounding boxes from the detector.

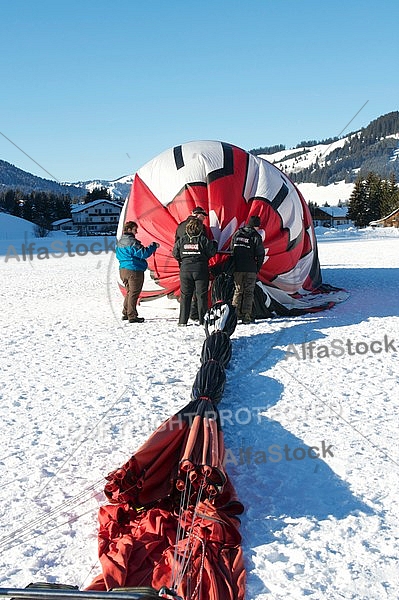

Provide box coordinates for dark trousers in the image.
[232,271,257,317]
[179,268,209,325]
[120,269,145,319]
[190,293,199,320]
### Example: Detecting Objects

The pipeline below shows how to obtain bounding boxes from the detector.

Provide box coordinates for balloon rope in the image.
[171,469,191,587]
[173,479,206,593]
[189,535,206,600]
[0,479,105,554]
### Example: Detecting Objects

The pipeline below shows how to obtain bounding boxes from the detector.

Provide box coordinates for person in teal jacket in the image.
[116,221,159,323]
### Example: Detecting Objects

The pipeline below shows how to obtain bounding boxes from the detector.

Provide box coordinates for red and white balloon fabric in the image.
[118,140,346,314]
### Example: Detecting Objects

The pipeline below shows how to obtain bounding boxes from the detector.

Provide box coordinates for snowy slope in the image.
[0,213,38,240]
[296,181,354,206]
[67,174,134,200]
[260,133,399,176]
[260,133,399,205]
[0,222,398,599]
[260,138,348,174]
[261,141,356,206]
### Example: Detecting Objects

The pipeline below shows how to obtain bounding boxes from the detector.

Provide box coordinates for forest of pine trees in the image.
[347,172,399,227]
[0,189,72,233]
[249,144,286,155]
[287,112,399,186]
[0,186,116,234]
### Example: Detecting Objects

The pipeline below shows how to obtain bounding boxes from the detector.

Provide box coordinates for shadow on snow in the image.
[219,265,398,592]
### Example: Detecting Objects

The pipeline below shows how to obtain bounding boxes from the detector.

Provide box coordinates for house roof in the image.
[52,218,73,225]
[318,206,348,217]
[370,206,399,224]
[71,199,122,214]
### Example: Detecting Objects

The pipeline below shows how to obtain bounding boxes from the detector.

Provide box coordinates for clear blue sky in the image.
[1,0,398,183]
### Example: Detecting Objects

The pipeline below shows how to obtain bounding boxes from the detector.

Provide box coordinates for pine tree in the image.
[54,194,72,221]
[32,191,53,229]
[22,195,35,222]
[365,172,383,224]
[381,173,399,216]
[347,177,368,227]
[347,172,398,226]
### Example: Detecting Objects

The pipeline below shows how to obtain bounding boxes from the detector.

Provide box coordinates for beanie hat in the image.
[192,207,208,216]
[248,215,261,227]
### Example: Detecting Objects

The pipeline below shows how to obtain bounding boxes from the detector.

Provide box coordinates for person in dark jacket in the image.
[173,218,217,326]
[230,215,265,324]
[116,221,159,323]
[175,206,209,241]
[175,206,211,321]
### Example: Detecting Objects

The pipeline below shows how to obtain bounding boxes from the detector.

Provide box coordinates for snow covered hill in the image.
[297,181,354,206]
[260,139,355,205]
[0,212,38,240]
[260,132,399,206]
[69,174,134,201]
[0,218,398,599]
[260,138,349,175]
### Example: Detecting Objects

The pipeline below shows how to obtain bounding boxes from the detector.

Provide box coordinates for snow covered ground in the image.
[0,215,399,599]
[297,181,354,206]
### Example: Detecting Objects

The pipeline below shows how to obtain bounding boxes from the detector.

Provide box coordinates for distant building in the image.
[369,207,399,228]
[70,199,122,235]
[52,218,75,232]
[311,206,352,228]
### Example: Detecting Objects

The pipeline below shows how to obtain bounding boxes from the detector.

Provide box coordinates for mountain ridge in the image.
[254,111,399,186]
[0,159,87,198]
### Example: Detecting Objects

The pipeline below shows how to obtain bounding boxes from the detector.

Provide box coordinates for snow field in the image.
[0,225,398,598]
